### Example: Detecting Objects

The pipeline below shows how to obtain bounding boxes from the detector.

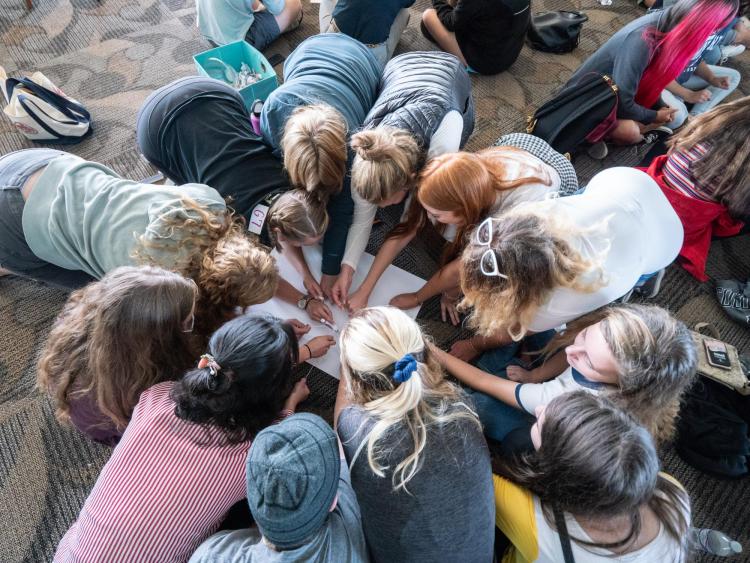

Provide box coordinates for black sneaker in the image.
[634,268,666,299]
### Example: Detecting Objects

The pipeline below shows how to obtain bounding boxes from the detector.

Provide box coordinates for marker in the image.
[320,318,339,333]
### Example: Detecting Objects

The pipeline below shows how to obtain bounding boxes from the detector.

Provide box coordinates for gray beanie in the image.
[246,413,340,549]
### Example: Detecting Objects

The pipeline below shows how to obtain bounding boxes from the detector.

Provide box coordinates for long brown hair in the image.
[134,197,278,338]
[541,304,698,444]
[669,95,750,217]
[390,147,552,264]
[495,392,691,559]
[37,266,198,431]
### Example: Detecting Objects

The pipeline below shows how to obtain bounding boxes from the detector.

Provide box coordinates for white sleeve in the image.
[426,110,464,159]
[516,370,578,414]
[341,192,377,271]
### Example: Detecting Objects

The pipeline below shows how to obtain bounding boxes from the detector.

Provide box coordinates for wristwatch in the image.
[297,295,313,310]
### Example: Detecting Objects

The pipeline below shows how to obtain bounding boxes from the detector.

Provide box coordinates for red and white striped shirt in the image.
[54,381,252,563]
[663,143,715,202]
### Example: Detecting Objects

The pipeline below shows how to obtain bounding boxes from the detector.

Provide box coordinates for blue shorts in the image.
[246,10,281,51]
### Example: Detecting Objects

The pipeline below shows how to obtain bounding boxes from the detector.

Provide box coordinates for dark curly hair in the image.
[170,314,299,443]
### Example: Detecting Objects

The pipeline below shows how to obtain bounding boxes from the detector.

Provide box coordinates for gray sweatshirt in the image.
[566,11,666,124]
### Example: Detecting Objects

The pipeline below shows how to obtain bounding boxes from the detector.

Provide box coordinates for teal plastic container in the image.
[193,41,278,107]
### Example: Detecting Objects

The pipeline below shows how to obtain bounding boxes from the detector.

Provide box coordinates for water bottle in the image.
[250,99,263,136]
[691,528,743,557]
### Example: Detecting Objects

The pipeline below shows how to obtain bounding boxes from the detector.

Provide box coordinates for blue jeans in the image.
[0,149,95,289]
[468,330,555,442]
[662,64,742,129]
[703,18,740,65]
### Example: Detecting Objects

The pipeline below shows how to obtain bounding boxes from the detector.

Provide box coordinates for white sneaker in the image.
[587,141,608,160]
[719,44,745,64]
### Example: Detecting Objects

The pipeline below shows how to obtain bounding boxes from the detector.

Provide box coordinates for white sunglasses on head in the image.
[475,217,508,279]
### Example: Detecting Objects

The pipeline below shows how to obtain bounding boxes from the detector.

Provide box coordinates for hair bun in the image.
[352,130,390,162]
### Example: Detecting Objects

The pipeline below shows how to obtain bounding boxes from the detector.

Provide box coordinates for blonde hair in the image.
[543,304,698,444]
[134,198,278,338]
[266,190,329,251]
[339,306,480,492]
[460,206,607,340]
[281,104,348,204]
[350,127,422,204]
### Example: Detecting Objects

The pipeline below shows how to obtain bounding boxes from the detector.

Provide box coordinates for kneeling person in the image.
[189,413,368,563]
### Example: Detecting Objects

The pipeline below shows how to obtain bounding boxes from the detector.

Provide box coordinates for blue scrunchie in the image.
[393,353,419,383]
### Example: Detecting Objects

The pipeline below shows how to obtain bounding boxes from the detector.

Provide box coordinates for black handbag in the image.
[526,72,619,155]
[527,11,588,54]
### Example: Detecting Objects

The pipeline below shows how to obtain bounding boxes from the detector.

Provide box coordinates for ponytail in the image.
[266,190,329,251]
[340,307,479,491]
[171,315,298,443]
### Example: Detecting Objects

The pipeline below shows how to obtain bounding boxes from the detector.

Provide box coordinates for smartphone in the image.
[704,339,732,370]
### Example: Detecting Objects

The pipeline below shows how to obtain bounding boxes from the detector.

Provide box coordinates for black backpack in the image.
[527,11,588,54]
[526,72,618,155]
[676,377,750,479]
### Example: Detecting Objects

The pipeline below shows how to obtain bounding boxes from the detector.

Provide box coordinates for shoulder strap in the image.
[553,505,576,563]
[7,77,91,123]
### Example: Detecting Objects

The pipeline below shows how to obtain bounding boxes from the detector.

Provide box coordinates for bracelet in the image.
[304,344,312,359]
[468,339,479,355]
[304,298,317,311]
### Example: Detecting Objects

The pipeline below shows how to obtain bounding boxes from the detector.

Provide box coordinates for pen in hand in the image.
[319,318,339,333]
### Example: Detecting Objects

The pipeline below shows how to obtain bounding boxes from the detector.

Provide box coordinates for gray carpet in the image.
[0,1,749,561]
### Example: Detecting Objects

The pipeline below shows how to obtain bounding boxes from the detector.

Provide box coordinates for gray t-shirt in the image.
[337,405,495,563]
[188,459,368,563]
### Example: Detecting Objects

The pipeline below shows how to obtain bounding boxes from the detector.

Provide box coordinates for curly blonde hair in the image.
[134,198,278,338]
[460,207,607,340]
[281,104,348,204]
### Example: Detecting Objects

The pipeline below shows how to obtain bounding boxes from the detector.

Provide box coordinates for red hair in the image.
[636,0,736,109]
[389,147,552,264]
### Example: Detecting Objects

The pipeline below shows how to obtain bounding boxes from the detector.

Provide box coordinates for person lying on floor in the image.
[450,167,683,363]
[196,0,302,51]
[334,306,495,563]
[355,134,576,324]
[54,315,311,563]
[420,0,530,75]
[641,95,750,281]
[137,76,345,326]
[0,148,274,338]
[493,391,692,563]
[259,33,381,306]
[318,0,414,67]
[431,303,697,450]
[189,413,368,563]
[564,0,737,155]
[36,267,334,446]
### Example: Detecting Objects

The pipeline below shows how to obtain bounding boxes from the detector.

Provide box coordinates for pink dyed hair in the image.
[635,0,737,109]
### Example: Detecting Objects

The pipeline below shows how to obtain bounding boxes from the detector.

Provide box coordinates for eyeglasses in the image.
[475,217,508,279]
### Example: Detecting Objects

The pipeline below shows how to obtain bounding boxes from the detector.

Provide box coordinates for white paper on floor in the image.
[249,246,425,379]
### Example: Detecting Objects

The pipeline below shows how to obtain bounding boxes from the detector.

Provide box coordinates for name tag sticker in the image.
[248,203,269,236]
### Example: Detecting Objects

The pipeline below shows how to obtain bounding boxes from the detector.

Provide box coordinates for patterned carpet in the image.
[0,1,749,561]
